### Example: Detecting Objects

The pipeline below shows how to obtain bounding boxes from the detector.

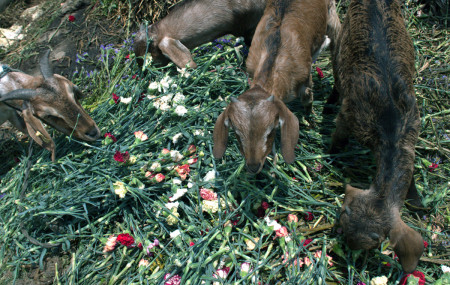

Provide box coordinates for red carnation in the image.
[112,93,120,104]
[261,201,270,210]
[114,150,130,163]
[428,163,438,171]
[117,233,135,248]
[132,74,137,79]
[302,238,313,247]
[316,66,324,79]
[423,240,428,248]
[104,132,117,142]
[125,54,130,60]
[68,15,75,22]
[137,242,143,250]
[304,212,314,221]
[399,270,425,285]
[189,241,195,247]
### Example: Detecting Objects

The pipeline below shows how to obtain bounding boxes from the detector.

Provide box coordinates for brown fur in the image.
[332,0,423,273]
[134,0,267,68]
[0,52,100,161]
[213,0,340,173]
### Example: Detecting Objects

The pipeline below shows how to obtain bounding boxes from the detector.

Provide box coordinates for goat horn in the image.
[345,206,351,215]
[369,232,380,240]
[266,95,274,102]
[230,97,239,103]
[0,89,37,102]
[39,50,53,80]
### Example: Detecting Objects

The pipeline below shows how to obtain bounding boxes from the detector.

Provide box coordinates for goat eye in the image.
[73,86,85,99]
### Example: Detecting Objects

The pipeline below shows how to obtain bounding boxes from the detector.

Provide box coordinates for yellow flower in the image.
[113,181,127,198]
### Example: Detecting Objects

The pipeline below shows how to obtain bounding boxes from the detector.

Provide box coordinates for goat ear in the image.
[275,100,299,164]
[22,102,56,161]
[389,217,423,273]
[158,37,197,69]
[213,108,230,159]
[344,184,365,200]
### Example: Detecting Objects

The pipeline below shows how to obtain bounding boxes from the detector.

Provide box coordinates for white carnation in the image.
[173,92,186,104]
[172,133,183,144]
[264,217,282,231]
[170,229,181,239]
[165,202,179,210]
[203,170,216,182]
[369,276,388,285]
[169,188,188,202]
[174,105,188,116]
[120,97,132,104]
[170,150,183,162]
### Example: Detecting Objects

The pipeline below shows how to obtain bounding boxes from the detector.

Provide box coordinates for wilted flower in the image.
[287,214,298,223]
[117,233,135,248]
[303,257,312,267]
[203,170,216,182]
[169,188,188,202]
[114,150,130,163]
[113,181,127,198]
[369,276,388,285]
[172,133,183,143]
[139,259,150,267]
[275,226,289,237]
[214,267,230,282]
[174,105,188,116]
[200,188,218,200]
[103,235,117,252]
[177,67,190,78]
[245,238,259,250]
[147,239,160,256]
[134,131,148,141]
[164,273,181,285]
[240,262,252,276]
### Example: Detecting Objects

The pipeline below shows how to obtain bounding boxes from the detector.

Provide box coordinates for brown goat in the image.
[213,0,340,174]
[0,51,100,161]
[331,0,423,273]
[134,0,267,68]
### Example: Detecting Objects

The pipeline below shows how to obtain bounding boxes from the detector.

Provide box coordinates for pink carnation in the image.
[287,214,298,223]
[200,188,217,200]
[164,273,181,285]
[275,226,289,237]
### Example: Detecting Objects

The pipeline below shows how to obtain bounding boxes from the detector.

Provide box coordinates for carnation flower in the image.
[103,235,117,252]
[113,181,127,198]
[287,214,298,223]
[187,144,196,155]
[202,199,225,213]
[174,105,188,116]
[203,170,216,182]
[164,273,181,285]
[170,230,181,239]
[117,233,135,248]
[303,257,312,267]
[302,238,313,247]
[316,66,324,79]
[164,202,179,210]
[172,133,183,144]
[112,93,120,104]
[213,267,230,284]
[264,217,282,231]
[161,148,170,155]
[173,92,186,103]
[261,201,270,210]
[148,82,159,93]
[68,15,75,22]
[240,262,252,275]
[193,129,204,136]
[187,157,198,164]
[147,239,160,256]
[114,150,130,163]
[399,271,425,285]
[314,250,333,266]
[104,133,117,144]
[369,276,388,285]
[170,150,183,162]
[442,265,450,273]
[189,241,195,247]
[169,188,188,202]
[166,209,180,225]
[139,259,150,267]
[154,173,165,183]
[275,226,289,237]
[120,97,132,104]
[177,67,190,78]
[200,188,218,200]
[150,162,161,172]
[428,162,438,171]
[245,238,258,250]
[134,131,148,141]
[304,211,314,221]
[174,164,190,180]
[160,76,173,93]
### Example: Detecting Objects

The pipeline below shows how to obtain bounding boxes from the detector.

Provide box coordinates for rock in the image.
[21,4,45,22]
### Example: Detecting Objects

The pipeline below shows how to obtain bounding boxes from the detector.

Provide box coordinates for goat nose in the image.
[85,127,100,139]
[246,163,261,174]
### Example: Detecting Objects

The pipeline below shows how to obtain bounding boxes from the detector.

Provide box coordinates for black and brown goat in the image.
[0,51,100,161]
[331,0,423,273]
[213,0,340,174]
[134,0,267,68]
